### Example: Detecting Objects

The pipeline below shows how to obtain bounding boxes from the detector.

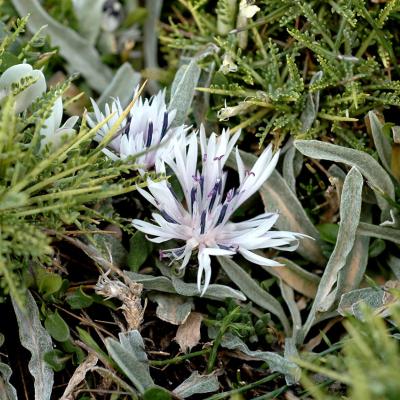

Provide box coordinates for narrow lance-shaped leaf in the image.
[0,362,18,400]
[336,207,371,299]
[227,150,326,266]
[11,0,113,91]
[221,332,300,383]
[105,330,154,393]
[368,111,392,171]
[173,371,219,398]
[357,222,400,245]
[294,139,395,214]
[126,271,246,301]
[12,290,54,400]
[97,63,141,109]
[301,167,364,342]
[262,256,320,298]
[144,0,163,94]
[217,256,291,335]
[168,59,201,127]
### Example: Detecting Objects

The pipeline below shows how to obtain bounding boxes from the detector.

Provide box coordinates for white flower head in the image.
[0,63,46,113]
[87,87,186,173]
[40,97,79,151]
[133,127,307,296]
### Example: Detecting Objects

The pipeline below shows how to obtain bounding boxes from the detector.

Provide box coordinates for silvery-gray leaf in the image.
[380,209,400,227]
[282,145,299,192]
[300,71,323,132]
[72,0,105,44]
[105,330,153,393]
[126,271,246,301]
[368,111,391,172]
[227,150,325,266]
[144,0,163,94]
[279,281,301,342]
[12,0,113,91]
[357,222,400,244]
[217,256,290,335]
[221,333,300,382]
[388,256,400,280]
[0,362,18,400]
[12,290,54,400]
[97,62,141,109]
[284,338,301,384]
[294,140,395,214]
[265,256,320,298]
[149,293,193,325]
[301,167,363,341]
[168,59,201,128]
[336,208,371,298]
[173,371,219,398]
[338,282,400,319]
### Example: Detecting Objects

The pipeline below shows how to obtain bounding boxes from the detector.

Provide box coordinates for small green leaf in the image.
[36,269,63,297]
[317,223,339,244]
[128,231,153,272]
[66,286,94,309]
[143,387,172,400]
[44,311,70,342]
[44,349,67,372]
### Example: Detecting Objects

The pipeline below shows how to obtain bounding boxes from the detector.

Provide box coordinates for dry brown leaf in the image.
[60,353,98,400]
[175,312,203,353]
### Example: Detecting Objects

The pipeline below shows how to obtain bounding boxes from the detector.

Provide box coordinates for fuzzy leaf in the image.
[338,282,400,319]
[217,256,290,335]
[265,257,320,298]
[105,330,153,393]
[143,0,163,94]
[294,140,395,213]
[221,333,300,382]
[72,0,104,44]
[149,293,193,325]
[357,222,400,244]
[97,62,141,109]
[12,290,54,400]
[11,0,113,91]
[173,371,219,398]
[168,59,201,127]
[301,167,363,341]
[0,362,18,400]
[126,271,246,301]
[368,111,392,171]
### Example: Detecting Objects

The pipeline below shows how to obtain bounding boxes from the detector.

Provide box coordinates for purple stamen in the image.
[203,153,207,162]
[245,170,255,177]
[200,210,207,234]
[191,186,197,210]
[161,209,178,224]
[226,188,236,202]
[213,154,224,161]
[145,121,153,147]
[216,204,228,226]
[160,112,169,139]
[208,179,221,211]
[124,115,132,136]
[199,175,204,197]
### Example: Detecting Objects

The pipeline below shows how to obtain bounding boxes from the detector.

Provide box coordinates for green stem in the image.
[207,373,281,400]
[230,108,270,134]
[149,348,210,366]
[207,307,241,373]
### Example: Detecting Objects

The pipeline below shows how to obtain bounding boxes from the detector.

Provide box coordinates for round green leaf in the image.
[44,310,70,342]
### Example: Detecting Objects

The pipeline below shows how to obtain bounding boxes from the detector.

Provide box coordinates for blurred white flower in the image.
[40,97,79,150]
[0,63,46,113]
[87,88,186,173]
[133,127,306,296]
